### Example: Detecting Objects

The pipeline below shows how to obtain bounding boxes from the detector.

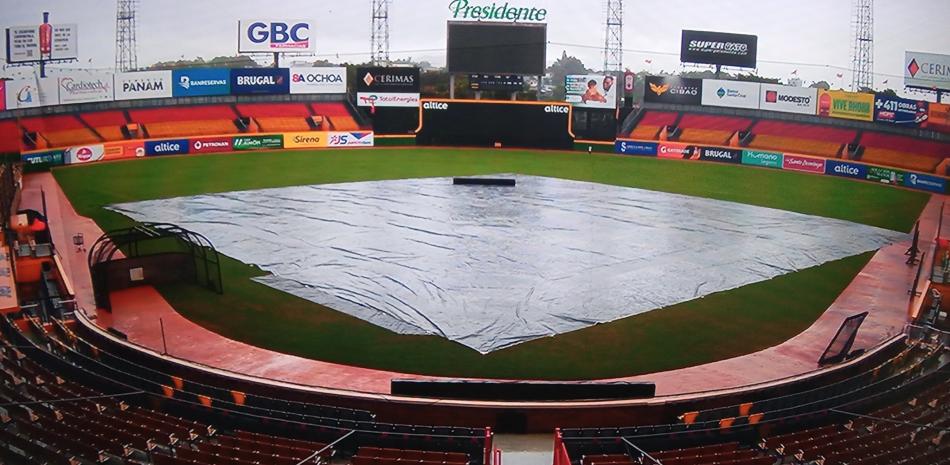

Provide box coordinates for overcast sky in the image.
[1,0,948,97]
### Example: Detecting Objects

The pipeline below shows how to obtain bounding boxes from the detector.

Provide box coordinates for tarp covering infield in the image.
[107,176,907,354]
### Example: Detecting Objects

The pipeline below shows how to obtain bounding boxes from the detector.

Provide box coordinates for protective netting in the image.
[108,175,906,353]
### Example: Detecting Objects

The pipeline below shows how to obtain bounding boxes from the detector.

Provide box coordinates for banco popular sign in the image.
[448,0,548,22]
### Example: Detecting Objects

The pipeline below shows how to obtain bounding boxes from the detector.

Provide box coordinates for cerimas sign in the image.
[238,20,313,53]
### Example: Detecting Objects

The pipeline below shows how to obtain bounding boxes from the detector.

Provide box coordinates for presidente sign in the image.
[448,0,548,22]
[680,30,757,68]
[905,51,950,92]
[238,20,313,53]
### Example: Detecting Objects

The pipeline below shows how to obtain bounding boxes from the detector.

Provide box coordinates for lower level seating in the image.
[43,128,101,147]
[629,125,662,140]
[678,128,733,145]
[860,147,943,173]
[255,116,311,132]
[748,134,843,158]
[145,120,238,138]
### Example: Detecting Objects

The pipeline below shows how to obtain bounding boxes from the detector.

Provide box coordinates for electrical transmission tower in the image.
[850,0,873,91]
[603,0,623,73]
[115,0,138,71]
[371,0,391,66]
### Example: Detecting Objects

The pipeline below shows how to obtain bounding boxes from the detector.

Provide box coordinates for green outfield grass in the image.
[53,148,929,379]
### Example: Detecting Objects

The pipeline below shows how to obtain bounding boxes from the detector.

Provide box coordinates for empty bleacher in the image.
[0,119,20,153]
[353,446,470,465]
[79,110,130,142]
[19,114,101,147]
[676,114,751,146]
[237,103,314,132]
[130,105,239,138]
[858,132,949,174]
[312,102,363,131]
[747,120,856,158]
[627,111,678,140]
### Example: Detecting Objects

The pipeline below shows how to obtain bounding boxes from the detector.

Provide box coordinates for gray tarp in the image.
[108,175,907,353]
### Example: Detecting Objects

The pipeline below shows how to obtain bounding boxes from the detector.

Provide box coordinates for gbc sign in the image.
[238,20,313,53]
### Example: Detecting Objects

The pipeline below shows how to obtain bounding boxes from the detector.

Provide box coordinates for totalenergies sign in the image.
[817,90,874,122]
[238,20,313,53]
[448,0,548,21]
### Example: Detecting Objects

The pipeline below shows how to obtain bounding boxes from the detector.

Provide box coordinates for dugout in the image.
[415,99,574,149]
[88,223,222,311]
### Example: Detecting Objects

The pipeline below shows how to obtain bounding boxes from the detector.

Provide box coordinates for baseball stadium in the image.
[0,1,948,465]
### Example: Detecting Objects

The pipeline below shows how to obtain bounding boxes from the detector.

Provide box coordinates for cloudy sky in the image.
[1,0,948,97]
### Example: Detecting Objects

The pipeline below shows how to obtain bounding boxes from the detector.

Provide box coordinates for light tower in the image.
[371,0,391,66]
[603,0,623,73]
[115,0,139,71]
[850,0,873,92]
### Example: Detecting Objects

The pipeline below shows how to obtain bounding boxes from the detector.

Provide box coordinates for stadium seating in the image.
[129,106,240,138]
[627,111,678,140]
[80,110,130,142]
[858,132,949,173]
[237,103,314,132]
[311,102,363,130]
[19,114,102,147]
[676,114,751,146]
[0,120,22,153]
[747,120,856,158]
[255,116,312,132]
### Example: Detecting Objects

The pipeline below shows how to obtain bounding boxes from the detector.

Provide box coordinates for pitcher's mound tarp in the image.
[108,175,906,354]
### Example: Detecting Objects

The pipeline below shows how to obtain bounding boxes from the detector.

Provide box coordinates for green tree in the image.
[546,51,590,100]
[809,80,831,90]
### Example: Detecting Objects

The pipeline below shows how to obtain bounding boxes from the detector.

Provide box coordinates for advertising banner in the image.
[58,72,113,104]
[643,76,702,105]
[866,166,905,184]
[818,90,874,121]
[6,23,77,63]
[904,51,950,92]
[145,139,189,156]
[190,136,233,154]
[289,67,346,94]
[565,75,617,109]
[4,78,40,109]
[21,150,63,166]
[37,77,60,107]
[103,140,145,160]
[698,147,741,164]
[238,20,313,53]
[172,68,230,97]
[680,30,757,68]
[114,71,173,101]
[873,94,928,127]
[356,92,421,108]
[327,131,374,147]
[826,160,868,180]
[230,68,290,95]
[0,81,5,111]
[759,84,817,115]
[741,150,783,168]
[782,154,826,174]
[233,135,283,151]
[356,67,420,93]
[701,79,760,109]
[283,131,328,149]
[925,102,950,132]
[615,140,658,156]
[903,172,947,194]
[657,142,693,159]
[64,144,105,164]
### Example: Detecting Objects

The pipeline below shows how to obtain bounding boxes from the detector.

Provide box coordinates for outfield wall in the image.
[614,137,949,194]
[19,130,374,170]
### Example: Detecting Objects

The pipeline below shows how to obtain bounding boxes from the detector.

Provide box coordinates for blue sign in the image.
[615,140,658,156]
[145,139,189,156]
[826,160,868,180]
[903,172,947,194]
[873,94,929,127]
[230,68,290,95]
[172,68,230,97]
